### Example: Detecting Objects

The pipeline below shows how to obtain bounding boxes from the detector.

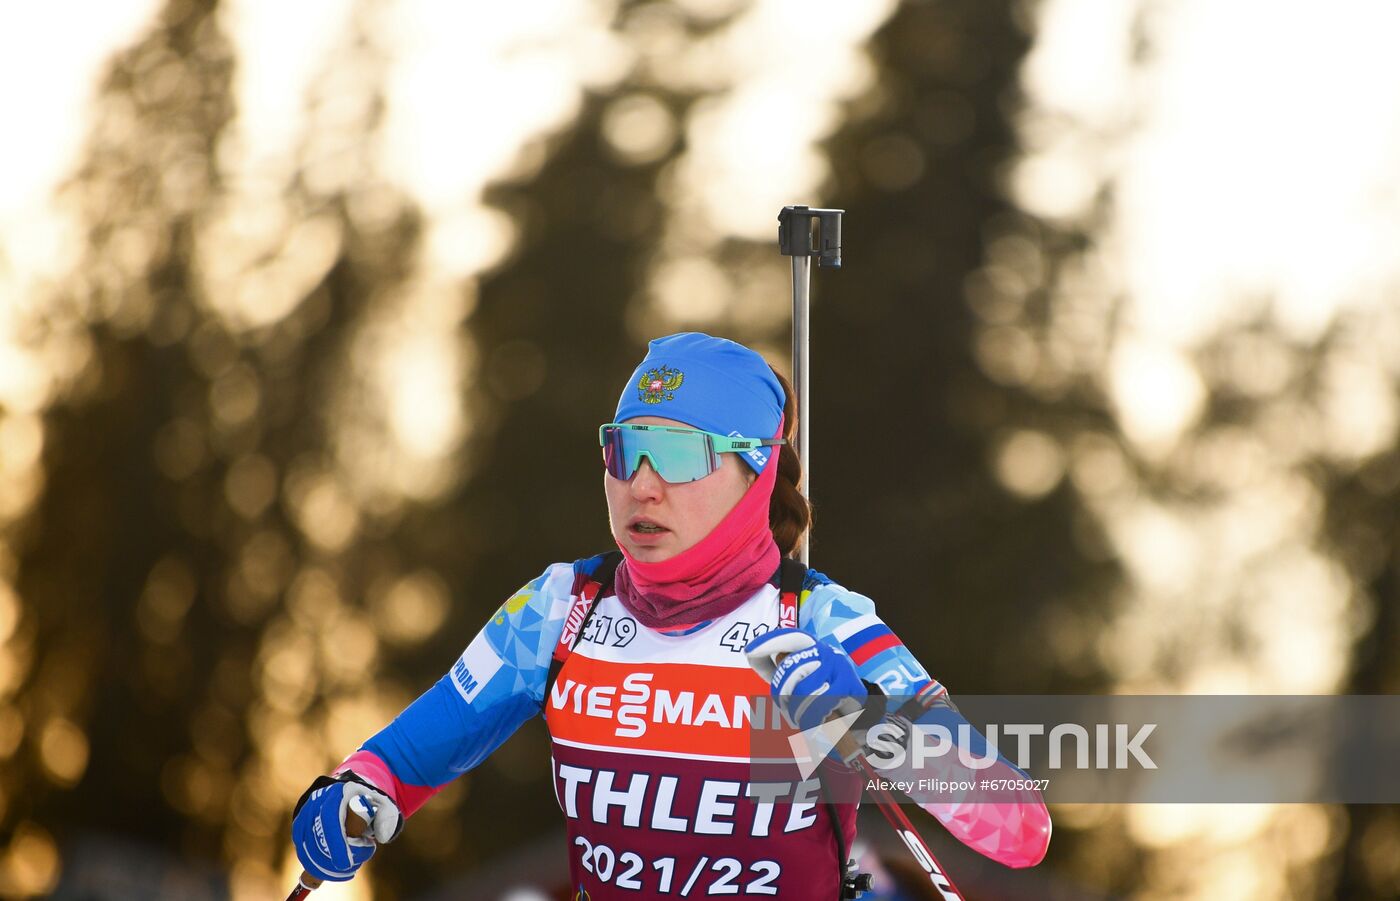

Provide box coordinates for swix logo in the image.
[547,659,776,756]
[779,599,797,628]
[559,596,591,650]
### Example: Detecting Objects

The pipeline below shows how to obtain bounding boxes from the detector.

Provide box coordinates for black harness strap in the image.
[545,551,622,699]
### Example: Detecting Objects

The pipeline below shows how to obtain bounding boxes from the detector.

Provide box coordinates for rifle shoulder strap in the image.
[544,551,622,698]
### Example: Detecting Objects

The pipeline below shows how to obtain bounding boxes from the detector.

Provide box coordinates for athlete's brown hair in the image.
[768,368,811,557]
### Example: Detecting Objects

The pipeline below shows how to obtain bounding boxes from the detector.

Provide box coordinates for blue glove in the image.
[292,776,401,882]
[745,627,867,731]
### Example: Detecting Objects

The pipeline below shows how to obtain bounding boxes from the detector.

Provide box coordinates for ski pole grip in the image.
[294,809,368,894]
[777,205,843,269]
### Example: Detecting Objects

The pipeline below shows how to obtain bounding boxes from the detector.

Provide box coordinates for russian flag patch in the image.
[838,620,901,665]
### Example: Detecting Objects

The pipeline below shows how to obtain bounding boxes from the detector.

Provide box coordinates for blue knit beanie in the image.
[613,333,785,473]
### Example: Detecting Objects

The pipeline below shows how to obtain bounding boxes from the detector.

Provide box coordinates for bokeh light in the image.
[1,0,1398,898]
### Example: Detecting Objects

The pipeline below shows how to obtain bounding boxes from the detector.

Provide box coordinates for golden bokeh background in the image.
[1,0,1398,898]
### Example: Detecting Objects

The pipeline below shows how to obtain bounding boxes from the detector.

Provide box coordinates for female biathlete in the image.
[290,333,1051,899]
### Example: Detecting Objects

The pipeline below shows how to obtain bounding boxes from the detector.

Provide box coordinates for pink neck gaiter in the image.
[613,425,783,630]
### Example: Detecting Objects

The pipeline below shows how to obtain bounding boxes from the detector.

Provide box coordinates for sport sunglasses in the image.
[599,423,786,484]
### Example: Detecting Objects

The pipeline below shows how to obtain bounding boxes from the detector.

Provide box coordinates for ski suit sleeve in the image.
[332,561,580,816]
[799,571,1052,869]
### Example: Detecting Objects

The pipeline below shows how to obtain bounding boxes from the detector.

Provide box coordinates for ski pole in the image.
[284,809,368,901]
[778,204,842,566]
[775,205,971,898]
[856,757,968,901]
[763,645,969,900]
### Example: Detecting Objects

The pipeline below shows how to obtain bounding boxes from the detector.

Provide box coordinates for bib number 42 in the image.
[719,621,770,654]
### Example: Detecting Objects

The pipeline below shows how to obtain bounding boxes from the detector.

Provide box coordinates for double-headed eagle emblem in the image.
[637,366,684,404]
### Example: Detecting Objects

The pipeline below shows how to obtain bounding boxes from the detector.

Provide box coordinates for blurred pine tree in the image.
[814,0,1118,696]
